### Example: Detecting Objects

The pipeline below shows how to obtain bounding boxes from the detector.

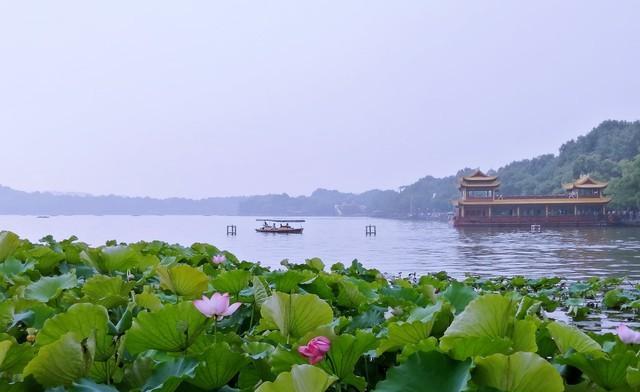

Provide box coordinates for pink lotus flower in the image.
[298,336,331,364]
[212,254,226,265]
[617,324,640,344]
[193,293,241,320]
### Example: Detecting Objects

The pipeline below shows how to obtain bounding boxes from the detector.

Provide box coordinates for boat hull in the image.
[255,227,304,234]
[452,216,610,227]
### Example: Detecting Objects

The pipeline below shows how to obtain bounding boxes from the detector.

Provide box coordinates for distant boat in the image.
[256,219,305,234]
[36,215,49,219]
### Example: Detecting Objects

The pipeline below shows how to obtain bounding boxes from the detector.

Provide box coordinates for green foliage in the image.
[24,272,78,302]
[546,321,602,355]
[190,342,248,389]
[23,332,95,387]
[0,231,21,262]
[474,352,564,392]
[82,275,133,308]
[256,364,337,392]
[260,292,333,340]
[440,294,537,359]
[157,264,209,299]
[374,351,472,392]
[1,232,639,391]
[124,302,208,354]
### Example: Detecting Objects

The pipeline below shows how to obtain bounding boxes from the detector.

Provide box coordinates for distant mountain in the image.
[1,120,639,216]
[0,185,243,215]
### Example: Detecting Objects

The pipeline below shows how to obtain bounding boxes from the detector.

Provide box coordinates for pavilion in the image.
[452,170,611,227]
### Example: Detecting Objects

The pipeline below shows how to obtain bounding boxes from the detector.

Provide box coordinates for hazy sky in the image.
[1,2,639,198]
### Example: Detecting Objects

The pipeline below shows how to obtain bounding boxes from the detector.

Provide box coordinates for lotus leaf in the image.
[474,352,564,392]
[157,264,209,298]
[124,301,208,354]
[260,292,333,340]
[24,332,95,387]
[37,303,113,361]
[256,364,337,392]
[189,342,249,389]
[24,272,78,302]
[374,351,472,392]
[212,269,251,295]
[440,294,537,359]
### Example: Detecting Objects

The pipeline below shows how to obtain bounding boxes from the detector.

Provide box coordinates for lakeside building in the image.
[452,170,611,227]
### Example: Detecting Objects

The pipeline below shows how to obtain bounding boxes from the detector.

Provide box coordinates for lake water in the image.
[2,215,640,281]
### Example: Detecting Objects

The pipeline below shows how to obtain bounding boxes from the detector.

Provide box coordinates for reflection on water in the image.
[1,215,640,280]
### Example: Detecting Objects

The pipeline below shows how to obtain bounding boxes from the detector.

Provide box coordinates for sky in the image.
[1,1,639,199]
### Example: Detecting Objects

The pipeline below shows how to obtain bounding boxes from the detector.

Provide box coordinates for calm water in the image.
[2,215,640,280]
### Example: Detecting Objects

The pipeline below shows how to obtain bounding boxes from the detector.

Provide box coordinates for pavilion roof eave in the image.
[459,181,501,188]
[461,169,497,182]
[458,197,611,206]
[562,183,608,190]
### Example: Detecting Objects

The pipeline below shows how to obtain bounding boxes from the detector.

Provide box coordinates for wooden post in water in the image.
[365,225,376,236]
[226,225,237,236]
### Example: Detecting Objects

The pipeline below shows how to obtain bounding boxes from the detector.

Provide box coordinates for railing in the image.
[465,194,606,201]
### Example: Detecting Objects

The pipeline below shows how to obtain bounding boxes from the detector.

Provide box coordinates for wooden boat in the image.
[256,219,305,234]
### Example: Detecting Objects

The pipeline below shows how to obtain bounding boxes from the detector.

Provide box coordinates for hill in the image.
[1,120,639,216]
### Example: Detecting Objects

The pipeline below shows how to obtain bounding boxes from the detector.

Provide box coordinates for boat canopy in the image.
[256,219,306,222]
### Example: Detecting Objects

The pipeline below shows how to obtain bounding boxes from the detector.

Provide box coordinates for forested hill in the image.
[390,120,640,215]
[1,120,639,216]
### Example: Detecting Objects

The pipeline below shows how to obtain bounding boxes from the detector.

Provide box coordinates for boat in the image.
[256,219,305,234]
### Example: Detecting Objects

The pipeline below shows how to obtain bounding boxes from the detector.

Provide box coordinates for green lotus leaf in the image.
[10,303,56,330]
[81,246,158,273]
[269,345,307,374]
[24,332,95,388]
[253,276,271,306]
[140,356,198,392]
[212,269,251,295]
[24,272,78,302]
[546,321,603,356]
[260,292,334,340]
[189,342,249,389]
[272,270,316,293]
[558,349,637,390]
[82,275,134,308]
[0,231,20,261]
[374,351,472,392]
[157,264,209,299]
[256,364,337,392]
[0,301,13,329]
[135,286,163,311]
[627,366,640,388]
[0,337,36,375]
[124,301,208,355]
[474,352,564,392]
[37,303,113,361]
[407,301,454,337]
[87,359,120,385]
[25,247,65,274]
[397,337,439,362]
[345,307,385,333]
[305,258,325,272]
[325,331,376,391]
[377,321,434,355]
[442,282,477,313]
[0,340,10,367]
[0,258,34,279]
[69,378,119,392]
[336,280,369,308]
[243,341,276,360]
[440,294,537,359]
[121,355,155,390]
